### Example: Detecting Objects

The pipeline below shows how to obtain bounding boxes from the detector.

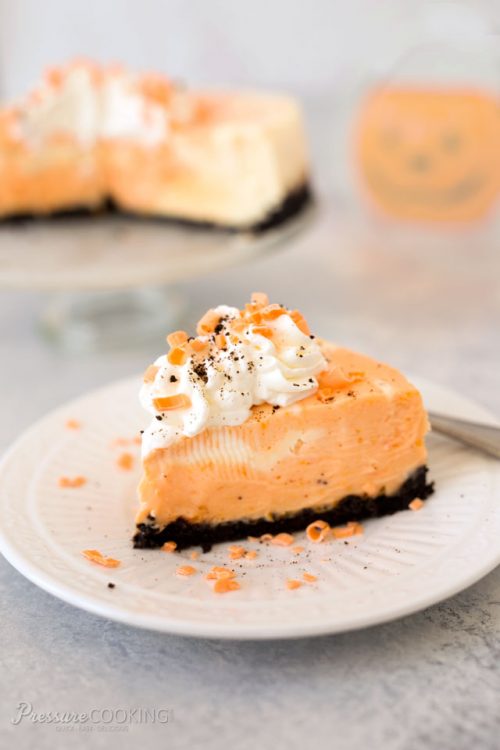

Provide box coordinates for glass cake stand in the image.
[0,204,315,350]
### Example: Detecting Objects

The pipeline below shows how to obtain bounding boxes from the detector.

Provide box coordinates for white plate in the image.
[0,376,499,639]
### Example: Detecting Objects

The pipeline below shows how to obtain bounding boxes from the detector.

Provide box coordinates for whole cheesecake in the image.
[0,61,311,230]
[135,294,433,550]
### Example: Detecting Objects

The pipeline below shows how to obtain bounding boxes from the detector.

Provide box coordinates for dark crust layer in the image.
[133,466,434,552]
[0,182,312,234]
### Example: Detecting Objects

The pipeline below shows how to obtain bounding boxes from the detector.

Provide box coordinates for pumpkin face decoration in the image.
[356,88,500,223]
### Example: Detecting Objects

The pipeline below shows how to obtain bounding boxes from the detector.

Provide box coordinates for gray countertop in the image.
[1,181,499,749]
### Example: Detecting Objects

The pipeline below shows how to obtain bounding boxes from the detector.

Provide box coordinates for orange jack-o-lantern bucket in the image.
[355,87,500,224]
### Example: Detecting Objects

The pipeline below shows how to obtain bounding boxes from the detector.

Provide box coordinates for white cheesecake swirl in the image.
[140,304,326,455]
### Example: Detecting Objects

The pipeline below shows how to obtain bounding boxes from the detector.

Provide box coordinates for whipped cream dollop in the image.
[140,303,327,455]
[15,63,192,146]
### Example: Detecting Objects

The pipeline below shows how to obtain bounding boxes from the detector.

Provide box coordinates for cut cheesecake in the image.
[0,61,311,230]
[135,295,433,550]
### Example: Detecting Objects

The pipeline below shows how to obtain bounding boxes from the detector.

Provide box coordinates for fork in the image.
[428,411,500,459]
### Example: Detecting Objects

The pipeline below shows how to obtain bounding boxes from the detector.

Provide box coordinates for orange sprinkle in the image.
[290,310,310,336]
[205,566,236,581]
[332,525,357,539]
[286,579,302,590]
[162,541,177,553]
[143,364,159,383]
[317,387,336,403]
[213,578,240,594]
[59,475,87,489]
[252,325,273,339]
[247,536,260,543]
[215,333,227,350]
[409,498,424,511]
[116,452,133,471]
[251,292,269,307]
[232,318,247,334]
[303,572,318,583]
[133,435,142,445]
[176,565,197,576]
[306,520,330,543]
[167,330,188,347]
[271,533,294,547]
[245,550,258,560]
[153,393,191,411]
[259,534,273,542]
[228,545,246,560]
[196,309,220,335]
[292,546,305,555]
[65,419,81,430]
[189,550,200,561]
[82,549,121,568]
[190,338,207,353]
[167,346,188,366]
[260,304,287,321]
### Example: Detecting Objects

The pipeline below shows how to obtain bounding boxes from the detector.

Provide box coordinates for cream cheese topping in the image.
[140,304,327,455]
[16,64,181,146]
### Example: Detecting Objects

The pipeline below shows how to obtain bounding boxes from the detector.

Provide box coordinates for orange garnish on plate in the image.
[205,566,236,581]
[116,452,134,471]
[167,330,188,347]
[409,498,424,511]
[162,541,177,553]
[65,419,81,430]
[167,346,188,366]
[303,572,317,583]
[153,394,191,411]
[176,565,197,577]
[306,519,330,543]
[228,545,246,560]
[58,475,87,488]
[271,533,294,547]
[213,578,240,594]
[82,549,121,568]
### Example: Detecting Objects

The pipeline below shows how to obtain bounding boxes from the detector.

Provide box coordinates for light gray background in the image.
[1,2,500,749]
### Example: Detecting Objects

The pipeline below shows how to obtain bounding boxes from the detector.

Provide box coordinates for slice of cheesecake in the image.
[134,294,433,550]
[0,61,310,230]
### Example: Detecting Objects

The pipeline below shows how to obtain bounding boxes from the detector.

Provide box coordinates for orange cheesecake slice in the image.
[134,295,433,550]
[0,61,310,230]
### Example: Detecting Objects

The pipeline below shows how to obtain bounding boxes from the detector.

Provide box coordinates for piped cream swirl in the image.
[140,303,326,455]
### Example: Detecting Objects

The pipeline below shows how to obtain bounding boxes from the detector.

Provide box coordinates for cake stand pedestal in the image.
[0,206,315,351]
